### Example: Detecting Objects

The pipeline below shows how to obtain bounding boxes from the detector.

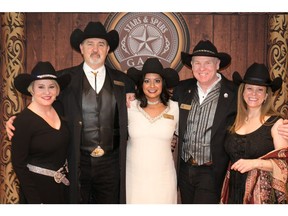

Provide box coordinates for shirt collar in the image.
[83,62,105,77]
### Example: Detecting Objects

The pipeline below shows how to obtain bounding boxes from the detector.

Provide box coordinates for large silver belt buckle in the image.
[90,146,105,157]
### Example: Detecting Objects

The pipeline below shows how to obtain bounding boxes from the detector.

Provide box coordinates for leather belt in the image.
[187,157,213,167]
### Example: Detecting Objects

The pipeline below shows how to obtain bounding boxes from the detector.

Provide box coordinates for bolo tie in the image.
[90,71,105,157]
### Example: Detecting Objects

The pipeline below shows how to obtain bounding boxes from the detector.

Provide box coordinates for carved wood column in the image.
[268,14,288,116]
[0,12,26,204]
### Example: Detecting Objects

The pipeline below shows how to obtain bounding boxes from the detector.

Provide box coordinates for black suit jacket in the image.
[56,62,131,203]
[172,74,237,197]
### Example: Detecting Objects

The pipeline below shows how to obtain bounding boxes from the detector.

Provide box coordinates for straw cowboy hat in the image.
[181,40,231,70]
[70,21,119,53]
[127,58,179,89]
[232,62,282,92]
[14,61,71,96]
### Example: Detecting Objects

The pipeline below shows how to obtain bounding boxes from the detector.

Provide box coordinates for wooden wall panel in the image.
[230,15,248,79]
[213,14,232,79]
[42,13,56,66]
[247,14,267,67]
[55,13,73,70]
[186,14,214,49]
[179,14,214,80]
[71,13,93,66]
[26,13,42,73]
[25,13,269,81]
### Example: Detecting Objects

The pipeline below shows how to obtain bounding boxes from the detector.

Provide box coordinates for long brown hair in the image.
[229,83,282,133]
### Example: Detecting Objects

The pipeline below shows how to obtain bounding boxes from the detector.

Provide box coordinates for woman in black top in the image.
[11,61,71,204]
[221,63,288,204]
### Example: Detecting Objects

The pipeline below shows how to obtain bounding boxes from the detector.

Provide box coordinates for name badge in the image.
[180,104,192,110]
[114,80,125,86]
[163,113,174,120]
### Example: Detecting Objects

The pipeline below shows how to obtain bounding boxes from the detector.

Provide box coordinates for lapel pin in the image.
[224,93,228,98]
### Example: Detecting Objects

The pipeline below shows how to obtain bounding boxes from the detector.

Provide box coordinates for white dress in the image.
[126,99,179,204]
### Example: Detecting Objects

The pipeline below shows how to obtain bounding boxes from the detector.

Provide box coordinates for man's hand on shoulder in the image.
[278,119,288,141]
[6,115,16,140]
[126,93,135,108]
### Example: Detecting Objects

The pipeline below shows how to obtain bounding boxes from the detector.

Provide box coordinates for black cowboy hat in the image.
[181,40,231,70]
[70,21,119,53]
[232,62,282,92]
[127,58,179,89]
[14,61,71,96]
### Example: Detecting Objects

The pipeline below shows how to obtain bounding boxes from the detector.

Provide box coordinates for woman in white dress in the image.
[126,58,179,204]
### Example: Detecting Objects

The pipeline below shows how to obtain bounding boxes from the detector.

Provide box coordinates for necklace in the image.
[147,100,160,105]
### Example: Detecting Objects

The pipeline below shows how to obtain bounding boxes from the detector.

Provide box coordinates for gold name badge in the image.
[163,113,174,120]
[180,104,192,110]
[114,80,125,86]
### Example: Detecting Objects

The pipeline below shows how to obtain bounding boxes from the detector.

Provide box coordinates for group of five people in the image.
[6,21,288,204]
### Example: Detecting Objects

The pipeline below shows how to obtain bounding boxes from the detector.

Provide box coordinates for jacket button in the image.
[78,121,82,125]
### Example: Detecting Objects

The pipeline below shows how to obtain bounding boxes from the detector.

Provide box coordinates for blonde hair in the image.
[229,83,282,133]
[27,79,60,96]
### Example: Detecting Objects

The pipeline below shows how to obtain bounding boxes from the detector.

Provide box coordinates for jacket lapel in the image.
[70,63,85,111]
[179,81,197,139]
[105,66,126,114]
[211,76,236,138]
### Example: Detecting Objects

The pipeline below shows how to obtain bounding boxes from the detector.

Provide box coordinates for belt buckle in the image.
[90,146,105,157]
[54,166,67,183]
[54,171,64,183]
[189,158,198,166]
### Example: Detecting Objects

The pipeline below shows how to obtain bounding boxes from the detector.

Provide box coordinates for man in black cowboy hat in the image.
[172,40,238,204]
[5,21,133,204]
[56,21,134,204]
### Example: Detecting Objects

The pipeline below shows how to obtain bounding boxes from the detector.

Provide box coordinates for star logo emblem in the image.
[130,24,161,55]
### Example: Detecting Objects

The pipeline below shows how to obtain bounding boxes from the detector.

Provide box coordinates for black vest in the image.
[81,74,120,153]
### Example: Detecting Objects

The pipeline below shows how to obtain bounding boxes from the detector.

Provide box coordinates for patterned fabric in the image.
[181,82,220,164]
[244,148,288,204]
[221,148,288,204]
[220,162,231,204]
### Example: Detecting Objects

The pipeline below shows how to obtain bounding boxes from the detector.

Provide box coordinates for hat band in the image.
[193,49,216,55]
[36,74,57,79]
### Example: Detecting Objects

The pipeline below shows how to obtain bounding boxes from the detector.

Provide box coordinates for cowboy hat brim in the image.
[127,67,179,89]
[181,51,231,70]
[14,73,71,96]
[127,67,142,86]
[70,29,119,53]
[232,71,282,92]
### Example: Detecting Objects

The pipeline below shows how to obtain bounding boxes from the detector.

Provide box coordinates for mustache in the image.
[90,52,100,58]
